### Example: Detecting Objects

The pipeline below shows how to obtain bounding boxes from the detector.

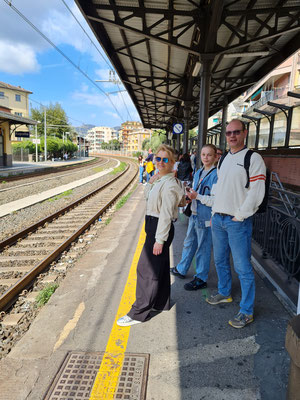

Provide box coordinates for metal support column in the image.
[197,58,213,168]
[183,104,191,154]
[254,118,261,149]
[177,133,180,153]
[220,100,228,151]
[285,108,293,148]
[253,108,275,149]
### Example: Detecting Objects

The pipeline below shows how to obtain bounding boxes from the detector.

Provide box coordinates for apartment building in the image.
[207,52,300,149]
[240,51,300,148]
[127,126,151,152]
[120,121,146,151]
[86,126,118,153]
[0,81,32,141]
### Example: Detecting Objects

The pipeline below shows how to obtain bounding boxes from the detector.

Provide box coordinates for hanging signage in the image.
[173,123,184,134]
[15,131,30,138]
[32,138,40,144]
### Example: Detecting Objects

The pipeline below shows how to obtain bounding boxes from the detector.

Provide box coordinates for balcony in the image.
[243,86,289,115]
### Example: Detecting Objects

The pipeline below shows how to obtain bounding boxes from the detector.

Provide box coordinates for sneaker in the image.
[151,308,168,312]
[206,293,233,305]
[184,277,207,291]
[117,315,142,327]
[229,312,253,329]
[170,266,185,279]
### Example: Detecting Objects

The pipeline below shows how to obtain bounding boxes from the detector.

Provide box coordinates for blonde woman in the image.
[118,145,184,326]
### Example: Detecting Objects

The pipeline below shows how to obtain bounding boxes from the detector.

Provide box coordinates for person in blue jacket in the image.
[171,144,218,290]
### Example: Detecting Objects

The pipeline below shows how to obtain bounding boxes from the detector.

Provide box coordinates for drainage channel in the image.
[43,351,149,400]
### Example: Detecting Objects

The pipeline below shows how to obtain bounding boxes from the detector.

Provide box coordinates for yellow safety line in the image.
[89,222,146,400]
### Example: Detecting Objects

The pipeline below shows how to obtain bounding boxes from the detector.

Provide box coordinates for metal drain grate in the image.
[44,352,149,400]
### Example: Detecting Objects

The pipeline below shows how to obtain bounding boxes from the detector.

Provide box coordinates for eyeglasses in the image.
[155,157,169,163]
[225,129,243,136]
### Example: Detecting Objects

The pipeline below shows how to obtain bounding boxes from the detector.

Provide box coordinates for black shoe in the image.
[170,266,185,279]
[184,277,207,291]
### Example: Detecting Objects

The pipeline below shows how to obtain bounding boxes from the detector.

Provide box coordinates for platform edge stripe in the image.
[89,221,146,400]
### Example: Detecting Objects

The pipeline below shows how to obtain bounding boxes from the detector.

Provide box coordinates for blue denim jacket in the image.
[193,167,218,226]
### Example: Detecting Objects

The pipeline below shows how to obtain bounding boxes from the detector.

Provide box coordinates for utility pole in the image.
[44,108,47,161]
[35,123,38,162]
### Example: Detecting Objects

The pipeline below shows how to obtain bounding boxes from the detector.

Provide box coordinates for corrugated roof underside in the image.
[77,0,300,128]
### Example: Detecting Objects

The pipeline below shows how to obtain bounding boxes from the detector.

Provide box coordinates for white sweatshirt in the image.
[208,148,266,221]
[145,174,184,243]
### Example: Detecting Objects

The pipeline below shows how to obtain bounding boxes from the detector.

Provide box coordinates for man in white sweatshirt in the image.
[206,119,266,329]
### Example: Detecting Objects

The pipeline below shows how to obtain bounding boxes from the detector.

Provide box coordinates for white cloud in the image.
[0,0,110,75]
[0,41,40,74]
[105,111,122,120]
[72,90,105,106]
[72,87,140,122]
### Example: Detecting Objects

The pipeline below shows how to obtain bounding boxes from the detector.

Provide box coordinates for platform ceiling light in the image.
[223,51,270,58]
[192,61,202,77]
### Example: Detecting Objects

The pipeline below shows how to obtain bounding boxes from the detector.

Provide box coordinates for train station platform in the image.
[0,184,292,400]
[0,157,94,178]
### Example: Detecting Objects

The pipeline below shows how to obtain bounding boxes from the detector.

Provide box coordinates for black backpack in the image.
[218,150,270,213]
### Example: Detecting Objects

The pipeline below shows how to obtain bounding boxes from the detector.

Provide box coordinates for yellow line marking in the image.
[53,302,85,352]
[89,222,146,400]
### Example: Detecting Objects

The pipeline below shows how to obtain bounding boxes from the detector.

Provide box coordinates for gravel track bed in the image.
[0,170,138,359]
[0,159,116,205]
[0,166,125,242]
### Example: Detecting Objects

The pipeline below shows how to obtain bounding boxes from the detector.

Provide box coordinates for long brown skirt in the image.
[127,215,174,322]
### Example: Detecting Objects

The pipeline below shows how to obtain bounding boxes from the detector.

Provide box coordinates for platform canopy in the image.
[75,0,300,131]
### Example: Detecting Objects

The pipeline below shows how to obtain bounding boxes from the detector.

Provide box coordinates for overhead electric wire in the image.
[61,0,134,121]
[61,0,112,70]
[3,0,126,123]
[116,81,133,121]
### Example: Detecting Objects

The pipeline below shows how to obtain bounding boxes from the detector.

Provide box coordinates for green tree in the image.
[30,103,73,139]
[142,129,167,152]
[39,136,78,158]
[12,140,36,154]
[101,140,121,150]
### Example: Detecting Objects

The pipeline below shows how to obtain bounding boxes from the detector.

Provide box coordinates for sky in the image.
[0,0,140,129]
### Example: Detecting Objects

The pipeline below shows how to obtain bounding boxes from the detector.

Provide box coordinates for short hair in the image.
[155,144,176,163]
[227,119,246,131]
[201,143,217,154]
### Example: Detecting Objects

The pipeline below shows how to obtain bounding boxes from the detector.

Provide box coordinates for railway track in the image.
[0,159,137,311]
[0,157,108,193]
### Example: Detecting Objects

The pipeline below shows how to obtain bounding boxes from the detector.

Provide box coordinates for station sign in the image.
[32,138,41,144]
[173,123,184,135]
[15,131,30,138]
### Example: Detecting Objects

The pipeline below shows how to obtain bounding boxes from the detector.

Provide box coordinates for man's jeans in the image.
[146,170,154,182]
[211,213,254,315]
[176,215,212,282]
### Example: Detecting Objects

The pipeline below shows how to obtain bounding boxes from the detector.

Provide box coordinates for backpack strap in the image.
[244,149,254,189]
[195,167,216,193]
[217,151,228,170]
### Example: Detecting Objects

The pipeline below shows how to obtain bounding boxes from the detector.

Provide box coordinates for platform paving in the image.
[0,157,93,177]
[0,185,292,400]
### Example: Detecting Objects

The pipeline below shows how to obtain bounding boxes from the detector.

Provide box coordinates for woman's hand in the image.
[149,173,160,184]
[153,242,163,255]
[186,188,197,200]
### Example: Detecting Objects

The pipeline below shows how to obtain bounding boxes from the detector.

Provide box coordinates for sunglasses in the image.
[225,129,243,136]
[155,157,169,163]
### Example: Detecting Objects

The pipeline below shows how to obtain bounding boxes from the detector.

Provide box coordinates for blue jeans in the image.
[211,214,254,315]
[146,170,154,182]
[176,215,212,282]
[139,166,144,183]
